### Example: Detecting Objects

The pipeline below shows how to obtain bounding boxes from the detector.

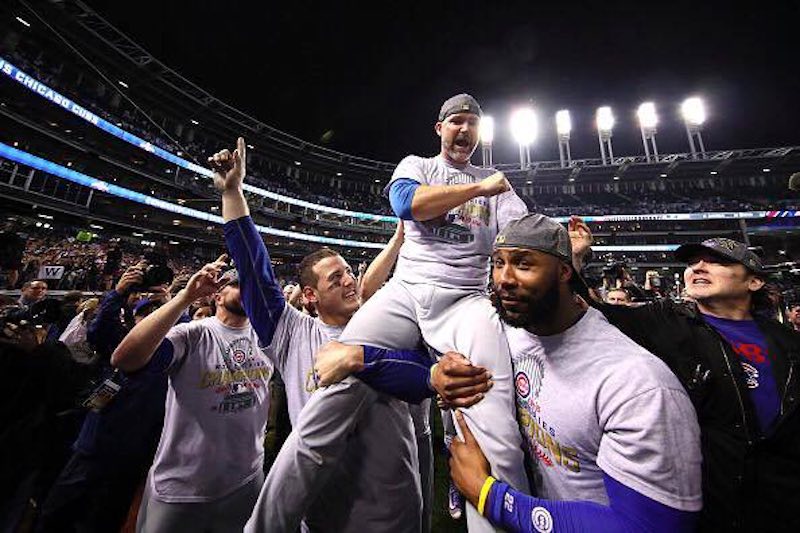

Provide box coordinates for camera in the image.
[134,252,174,290]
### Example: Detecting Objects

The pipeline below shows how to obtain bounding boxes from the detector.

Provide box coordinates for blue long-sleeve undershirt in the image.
[485,473,697,533]
[223,215,288,347]
[355,346,435,403]
[389,178,420,220]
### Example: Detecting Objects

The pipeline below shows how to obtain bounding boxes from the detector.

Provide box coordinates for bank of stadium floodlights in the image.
[1,56,796,247]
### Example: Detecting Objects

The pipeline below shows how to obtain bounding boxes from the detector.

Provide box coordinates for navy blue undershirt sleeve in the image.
[137,338,175,375]
[223,215,287,346]
[354,345,435,403]
[485,473,697,533]
[86,289,128,360]
[389,179,420,221]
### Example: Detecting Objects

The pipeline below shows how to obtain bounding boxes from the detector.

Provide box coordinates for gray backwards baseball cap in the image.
[495,213,589,295]
[218,267,240,287]
[675,238,765,274]
[439,93,482,122]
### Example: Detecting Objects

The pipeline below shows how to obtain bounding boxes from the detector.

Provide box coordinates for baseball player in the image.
[209,138,490,532]
[446,214,702,532]
[294,93,530,532]
[111,258,273,533]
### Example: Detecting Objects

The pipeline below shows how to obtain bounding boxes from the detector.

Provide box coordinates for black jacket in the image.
[597,299,800,532]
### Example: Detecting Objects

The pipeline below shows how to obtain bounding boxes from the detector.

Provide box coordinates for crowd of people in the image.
[6,45,795,229]
[1,92,799,533]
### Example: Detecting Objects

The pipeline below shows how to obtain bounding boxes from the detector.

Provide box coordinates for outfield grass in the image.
[431,407,467,533]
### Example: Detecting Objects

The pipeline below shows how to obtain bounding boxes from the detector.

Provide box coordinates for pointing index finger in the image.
[455,410,475,444]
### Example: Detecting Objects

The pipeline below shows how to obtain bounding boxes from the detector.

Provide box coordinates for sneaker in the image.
[447,481,463,520]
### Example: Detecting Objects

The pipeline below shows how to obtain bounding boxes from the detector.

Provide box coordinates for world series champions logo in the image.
[428,171,490,243]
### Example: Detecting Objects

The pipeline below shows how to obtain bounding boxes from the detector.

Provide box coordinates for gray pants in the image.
[245,378,421,533]
[339,279,528,532]
[137,471,264,533]
[410,399,433,533]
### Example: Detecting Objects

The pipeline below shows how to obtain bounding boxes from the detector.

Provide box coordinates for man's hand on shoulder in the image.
[314,341,365,387]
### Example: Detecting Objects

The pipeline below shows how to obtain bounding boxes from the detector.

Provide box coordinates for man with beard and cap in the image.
[111,259,274,533]
[445,214,702,532]
[321,214,704,532]
[309,93,530,532]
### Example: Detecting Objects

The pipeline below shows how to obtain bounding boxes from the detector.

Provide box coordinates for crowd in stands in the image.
[6,48,797,224]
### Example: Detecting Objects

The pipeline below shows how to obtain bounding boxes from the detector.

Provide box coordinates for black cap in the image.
[495,214,590,297]
[438,94,482,122]
[675,238,765,274]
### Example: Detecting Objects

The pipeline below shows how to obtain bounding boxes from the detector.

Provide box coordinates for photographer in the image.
[35,260,178,533]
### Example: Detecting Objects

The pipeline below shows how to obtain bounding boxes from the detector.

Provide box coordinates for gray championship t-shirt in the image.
[505,308,703,511]
[149,317,273,503]
[263,304,344,425]
[388,155,528,289]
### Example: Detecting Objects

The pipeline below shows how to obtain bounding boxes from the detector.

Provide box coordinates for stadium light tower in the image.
[510,107,537,170]
[637,102,659,163]
[480,116,495,167]
[555,110,572,168]
[681,97,707,159]
[596,106,615,165]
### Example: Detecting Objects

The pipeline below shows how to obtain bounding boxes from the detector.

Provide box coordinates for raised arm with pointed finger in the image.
[211,138,288,348]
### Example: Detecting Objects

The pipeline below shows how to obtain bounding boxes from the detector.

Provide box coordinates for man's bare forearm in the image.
[410,183,483,221]
[360,234,403,302]
[222,188,250,222]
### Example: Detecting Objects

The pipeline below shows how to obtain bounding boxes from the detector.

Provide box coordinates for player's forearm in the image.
[482,475,697,533]
[360,234,403,302]
[111,290,192,372]
[221,188,250,222]
[354,346,435,403]
[411,183,482,221]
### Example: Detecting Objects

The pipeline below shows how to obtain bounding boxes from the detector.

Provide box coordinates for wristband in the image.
[477,475,497,516]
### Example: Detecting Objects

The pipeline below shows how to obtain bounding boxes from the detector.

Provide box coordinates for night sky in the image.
[83,0,799,166]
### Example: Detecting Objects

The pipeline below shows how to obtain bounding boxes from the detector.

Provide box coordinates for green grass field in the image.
[431,408,467,533]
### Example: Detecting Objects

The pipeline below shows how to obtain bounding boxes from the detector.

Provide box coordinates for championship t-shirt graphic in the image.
[199,336,271,414]
[431,171,490,243]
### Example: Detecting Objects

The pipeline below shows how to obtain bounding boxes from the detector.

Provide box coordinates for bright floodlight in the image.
[637,102,658,130]
[480,116,495,145]
[681,97,706,126]
[596,106,615,133]
[510,107,537,146]
[555,110,571,136]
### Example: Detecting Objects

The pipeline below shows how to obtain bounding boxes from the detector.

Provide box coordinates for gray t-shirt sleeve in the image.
[386,155,427,191]
[596,385,703,511]
[262,303,305,375]
[164,321,196,373]
[495,187,528,232]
